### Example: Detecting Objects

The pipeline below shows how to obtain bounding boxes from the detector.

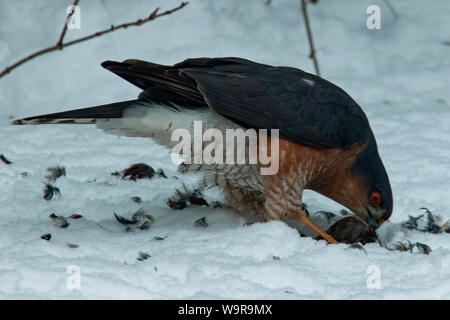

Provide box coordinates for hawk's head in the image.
[350,142,393,228]
[316,141,393,229]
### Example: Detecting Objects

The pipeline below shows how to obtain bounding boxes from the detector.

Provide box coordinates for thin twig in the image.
[301,0,320,77]
[382,0,398,18]
[0,1,188,79]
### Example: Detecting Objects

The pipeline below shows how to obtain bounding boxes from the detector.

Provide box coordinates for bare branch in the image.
[0,1,188,79]
[301,0,320,77]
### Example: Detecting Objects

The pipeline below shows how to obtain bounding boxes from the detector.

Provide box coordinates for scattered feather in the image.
[114,208,154,231]
[390,240,432,255]
[168,188,209,210]
[0,154,12,164]
[413,242,432,255]
[45,166,66,182]
[68,214,83,219]
[189,195,209,207]
[402,208,449,234]
[114,213,135,225]
[152,235,168,241]
[40,234,51,241]
[138,221,152,231]
[194,217,208,228]
[132,208,154,230]
[137,251,151,261]
[49,214,70,228]
[402,214,422,230]
[156,168,168,179]
[121,163,155,181]
[130,196,142,204]
[392,240,411,252]
[43,184,61,201]
[167,198,187,210]
[190,189,209,206]
[345,243,368,254]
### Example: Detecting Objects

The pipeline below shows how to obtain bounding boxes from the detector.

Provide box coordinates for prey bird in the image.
[12,57,393,244]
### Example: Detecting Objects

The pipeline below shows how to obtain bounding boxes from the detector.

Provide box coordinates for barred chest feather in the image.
[180,138,366,221]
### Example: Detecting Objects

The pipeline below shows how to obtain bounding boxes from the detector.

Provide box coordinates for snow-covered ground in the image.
[0,0,449,299]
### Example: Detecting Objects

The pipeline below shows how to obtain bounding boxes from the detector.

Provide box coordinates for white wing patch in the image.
[96,103,233,149]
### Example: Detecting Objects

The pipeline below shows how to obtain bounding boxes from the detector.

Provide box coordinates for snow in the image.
[1,0,449,299]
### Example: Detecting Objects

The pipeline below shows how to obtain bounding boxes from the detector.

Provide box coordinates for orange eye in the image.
[370,191,381,207]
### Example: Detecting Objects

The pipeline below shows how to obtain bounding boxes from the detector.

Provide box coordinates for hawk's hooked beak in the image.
[367,216,382,229]
[366,206,387,229]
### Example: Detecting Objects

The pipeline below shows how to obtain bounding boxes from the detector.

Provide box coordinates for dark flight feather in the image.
[13,57,374,150]
[104,57,375,149]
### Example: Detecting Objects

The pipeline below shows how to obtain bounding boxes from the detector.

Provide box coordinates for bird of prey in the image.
[12,57,393,244]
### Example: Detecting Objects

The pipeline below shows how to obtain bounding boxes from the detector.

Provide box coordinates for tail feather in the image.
[11,100,142,125]
[101,60,204,105]
[9,98,209,148]
[12,59,208,126]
